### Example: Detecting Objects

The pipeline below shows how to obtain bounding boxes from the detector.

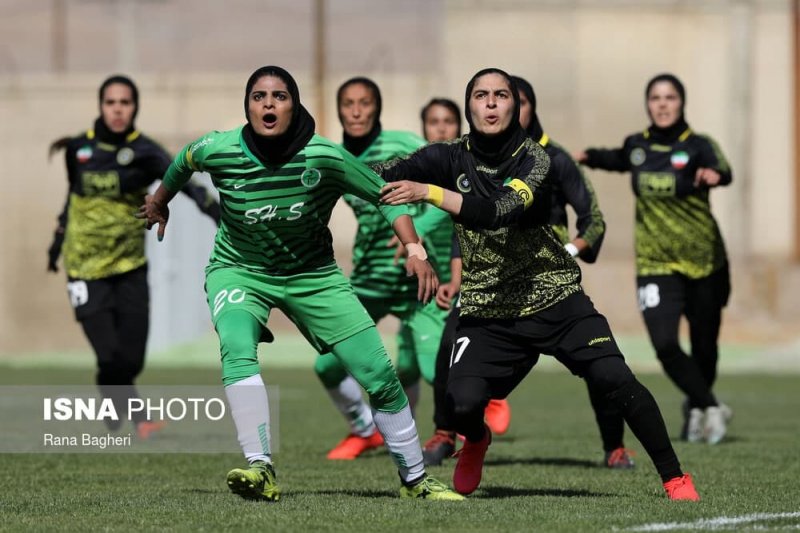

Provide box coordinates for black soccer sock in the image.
[586,379,625,452]
[658,353,717,409]
[608,380,682,482]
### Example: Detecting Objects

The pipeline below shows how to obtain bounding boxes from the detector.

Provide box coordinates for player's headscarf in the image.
[510,75,544,143]
[644,73,689,143]
[464,68,527,167]
[337,77,382,157]
[242,65,316,165]
[420,98,462,141]
[94,74,139,144]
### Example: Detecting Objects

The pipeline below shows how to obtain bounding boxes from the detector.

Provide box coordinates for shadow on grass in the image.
[484,456,600,468]
[476,485,614,499]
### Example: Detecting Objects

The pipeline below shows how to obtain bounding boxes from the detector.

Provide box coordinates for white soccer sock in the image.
[403,381,421,416]
[372,405,425,484]
[325,375,376,437]
[224,374,272,464]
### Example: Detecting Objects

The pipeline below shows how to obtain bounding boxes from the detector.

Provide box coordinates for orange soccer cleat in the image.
[663,473,700,501]
[484,399,511,435]
[326,429,384,460]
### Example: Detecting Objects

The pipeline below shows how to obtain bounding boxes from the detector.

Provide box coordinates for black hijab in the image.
[645,73,689,143]
[337,77,382,157]
[510,75,544,142]
[242,65,316,165]
[420,98,462,141]
[94,75,138,145]
[464,68,527,167]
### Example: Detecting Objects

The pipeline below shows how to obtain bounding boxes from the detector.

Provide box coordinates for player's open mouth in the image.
[262,113,278,128]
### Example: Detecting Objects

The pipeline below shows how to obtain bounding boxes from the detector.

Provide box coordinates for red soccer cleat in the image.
[484,399,511,435]
[136,420,167,440]
[453,425,491,495]
[326,429,384,460]
[663,473,700,501]
[604,447,636,469]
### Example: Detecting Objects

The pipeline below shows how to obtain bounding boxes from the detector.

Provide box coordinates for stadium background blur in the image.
[1,0,797,360]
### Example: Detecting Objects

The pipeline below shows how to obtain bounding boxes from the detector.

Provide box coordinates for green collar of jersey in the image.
[238,126,268,168]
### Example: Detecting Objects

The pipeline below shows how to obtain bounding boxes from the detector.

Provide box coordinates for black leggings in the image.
[448,355,682,481]
[638,266,730,408]
[71,267,150,425]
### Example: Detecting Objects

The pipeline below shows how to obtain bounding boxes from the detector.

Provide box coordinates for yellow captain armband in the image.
[427,184,445,207]
[506,179,534,209]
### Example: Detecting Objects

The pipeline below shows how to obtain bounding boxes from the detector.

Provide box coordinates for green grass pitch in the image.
[0,351,798,532]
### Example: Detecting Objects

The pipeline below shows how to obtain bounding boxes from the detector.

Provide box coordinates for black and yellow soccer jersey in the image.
[59,129,169,280]
[376,136,583,320]
[344,130,452,300]
[161,127,409,275]
[584,128,731,278]
[540,134,605,263]
[57,129,218,280]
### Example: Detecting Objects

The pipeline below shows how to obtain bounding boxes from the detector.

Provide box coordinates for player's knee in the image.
[651,336,683,361]
[584,356,635,396]
[447,378,487,419]
[96,360,140,385]
[218,334,259,387]
[314,353,348,388]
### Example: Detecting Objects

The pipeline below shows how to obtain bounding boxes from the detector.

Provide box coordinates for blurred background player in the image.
[137,65,462,501]
[314,78,453,460]
[575,73,733,445]
[47,74,220,439]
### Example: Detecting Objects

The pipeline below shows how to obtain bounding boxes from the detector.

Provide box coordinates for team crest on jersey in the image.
[670,151,689,169]
[76,146,93,163]
[300,168,321,188]
[116,147,134,166]
[630,147,646,166]
[456,173,472,193]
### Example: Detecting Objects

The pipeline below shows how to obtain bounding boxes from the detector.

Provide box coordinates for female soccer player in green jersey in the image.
[315,78,454,461]
[137,66,462,502]
[378,68,699,501]
[575,74,733,445]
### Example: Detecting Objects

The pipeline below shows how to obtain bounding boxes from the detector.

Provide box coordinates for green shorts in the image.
[205,262,375,353]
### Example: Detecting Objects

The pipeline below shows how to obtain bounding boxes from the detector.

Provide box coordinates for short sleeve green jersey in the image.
[162,127,408,274]
[344,130,452,298]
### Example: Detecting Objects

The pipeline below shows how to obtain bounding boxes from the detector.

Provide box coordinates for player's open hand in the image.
[405,255,438,304]
[381,180,429,205]
[136,194,170,242]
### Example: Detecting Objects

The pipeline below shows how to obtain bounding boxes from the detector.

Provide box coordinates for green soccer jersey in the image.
[344,130,452,299]
[161,127,409,274]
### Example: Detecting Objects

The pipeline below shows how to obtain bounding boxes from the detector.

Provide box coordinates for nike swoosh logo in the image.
[234,183,246,189]
[420,335,430,341]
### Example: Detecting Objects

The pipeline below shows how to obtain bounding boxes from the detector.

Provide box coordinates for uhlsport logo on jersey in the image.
[116,147,134,166]
[77,145,93,163]
[456,173,472,193]
[670,151,690,169]
[630,147,646,166]
[300,168,321,188]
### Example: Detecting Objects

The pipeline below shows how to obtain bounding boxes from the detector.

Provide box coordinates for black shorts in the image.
[449,291,622,398]
[66,266,149,321]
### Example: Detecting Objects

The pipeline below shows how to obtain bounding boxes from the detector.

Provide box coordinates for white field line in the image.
[624,512,800,531]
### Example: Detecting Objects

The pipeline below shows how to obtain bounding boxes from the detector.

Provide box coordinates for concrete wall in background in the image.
[0,0,794,354]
